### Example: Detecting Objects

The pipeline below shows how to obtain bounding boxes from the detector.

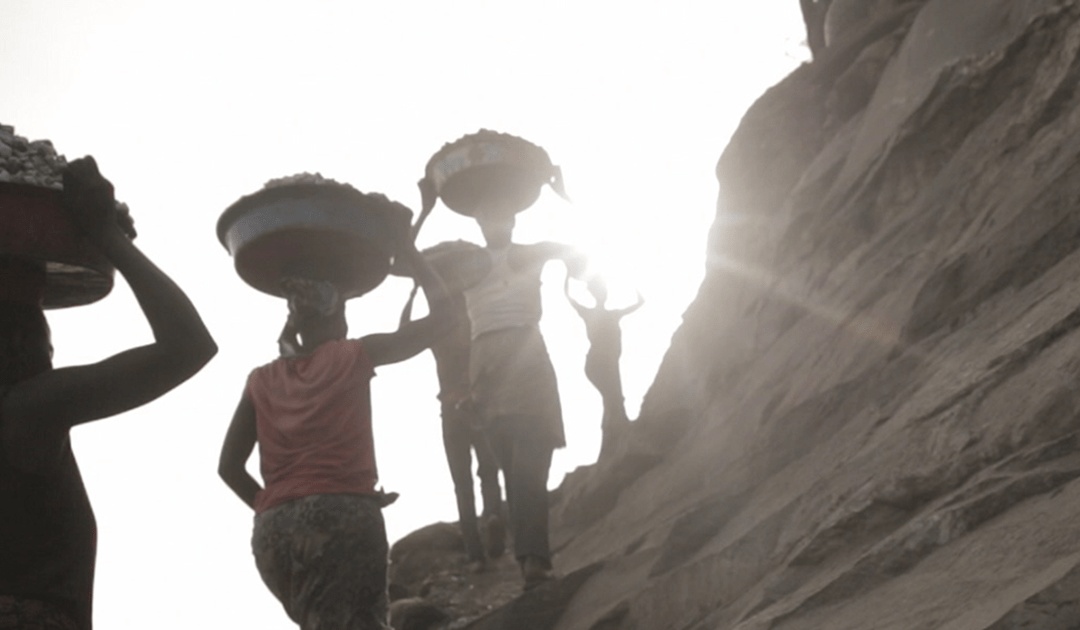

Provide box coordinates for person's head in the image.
[476,212,515,249]
[587,275,609,307]
[278,277,346,357]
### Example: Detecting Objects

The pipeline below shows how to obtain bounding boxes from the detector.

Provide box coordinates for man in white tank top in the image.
[462,211,586,590]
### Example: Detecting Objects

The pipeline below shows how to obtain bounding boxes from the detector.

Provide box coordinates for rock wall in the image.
[518,1,1080,628]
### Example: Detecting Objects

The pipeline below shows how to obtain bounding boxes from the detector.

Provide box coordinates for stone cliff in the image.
[394,1,1080,628]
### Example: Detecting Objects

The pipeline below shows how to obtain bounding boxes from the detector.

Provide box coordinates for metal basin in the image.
[217,183,403,299]
[0,182,114,308]
[424,131,561,217]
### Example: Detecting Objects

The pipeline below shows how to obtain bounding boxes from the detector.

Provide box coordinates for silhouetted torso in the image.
[245,339,378,513]
[464,246,544,339]
[430,296,472,406]
[0,387,96,630]
[579,309,627,401]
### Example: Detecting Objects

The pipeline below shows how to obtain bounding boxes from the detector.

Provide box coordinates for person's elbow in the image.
[177,330,218,376]
[193,334,219,368]
[405,313,455,357]
[217,453,241,487]
[217,460,231,484]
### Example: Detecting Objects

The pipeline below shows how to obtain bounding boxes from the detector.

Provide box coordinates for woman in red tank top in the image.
[217,221,453,630]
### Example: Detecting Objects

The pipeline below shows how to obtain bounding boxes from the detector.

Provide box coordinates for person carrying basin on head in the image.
[464,210,586,589]
[0,156,217,630]
[418,130,586,590]
[397,240,506,571]
[217,178,454,630]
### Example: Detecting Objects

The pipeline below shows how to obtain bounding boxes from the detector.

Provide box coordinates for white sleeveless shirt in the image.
[464,246,543,339]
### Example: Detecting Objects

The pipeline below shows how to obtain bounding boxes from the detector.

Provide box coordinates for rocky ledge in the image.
[391,1,1080,628]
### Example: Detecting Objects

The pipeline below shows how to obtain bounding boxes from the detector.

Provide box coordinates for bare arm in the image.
[1,158,217,469]
[218,394,261,510]
[615,291,645,317]
[398,283,421,329]
[563,273,589,317]
[516,241,589,279]
[363,238,455,367]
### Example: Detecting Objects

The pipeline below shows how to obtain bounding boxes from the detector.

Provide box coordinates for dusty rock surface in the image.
[388,522,522,628]
[396,1,1080,628]
[388,523,605,630]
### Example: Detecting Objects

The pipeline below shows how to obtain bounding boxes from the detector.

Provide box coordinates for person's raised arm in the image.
[615,290,645,318]
[2,157,217,447]
[516,241,588,279]
[563,273,589,318]
[362,228,455,367]
[398,283,421,329]
[218,393,261,510]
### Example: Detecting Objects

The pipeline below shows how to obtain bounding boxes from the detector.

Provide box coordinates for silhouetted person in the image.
[218,213,453,630]
[565,276,643,455]
[0,157,217,630]
[463,211,586,589]
[399,242,504,569]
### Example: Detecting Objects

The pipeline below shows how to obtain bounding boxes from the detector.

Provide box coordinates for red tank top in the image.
[245,338,378,514]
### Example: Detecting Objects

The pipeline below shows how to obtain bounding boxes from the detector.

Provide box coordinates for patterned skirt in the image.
[252,493,390,630]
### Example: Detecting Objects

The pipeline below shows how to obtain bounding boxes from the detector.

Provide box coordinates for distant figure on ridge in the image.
[565,275,643,455]
[463,211,587,589]
[398,241,505,570]
[1,157,217,630]
[218,206,453,630]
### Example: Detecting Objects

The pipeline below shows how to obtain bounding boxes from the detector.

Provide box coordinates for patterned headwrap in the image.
[277,276,342,357]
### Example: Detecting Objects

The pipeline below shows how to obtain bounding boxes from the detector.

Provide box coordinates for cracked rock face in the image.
[823,0,916,47]
[394,2,1080,629]
[505,1,1080,629]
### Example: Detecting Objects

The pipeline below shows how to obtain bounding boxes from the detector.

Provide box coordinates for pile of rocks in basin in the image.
[1,123,134,238]
[0,124,68,189]
[263,171,353,190]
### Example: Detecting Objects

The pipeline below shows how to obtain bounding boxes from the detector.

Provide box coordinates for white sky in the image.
[4,2,806,628]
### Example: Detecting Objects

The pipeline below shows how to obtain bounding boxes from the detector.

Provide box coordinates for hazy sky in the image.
[4,2,806,628]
